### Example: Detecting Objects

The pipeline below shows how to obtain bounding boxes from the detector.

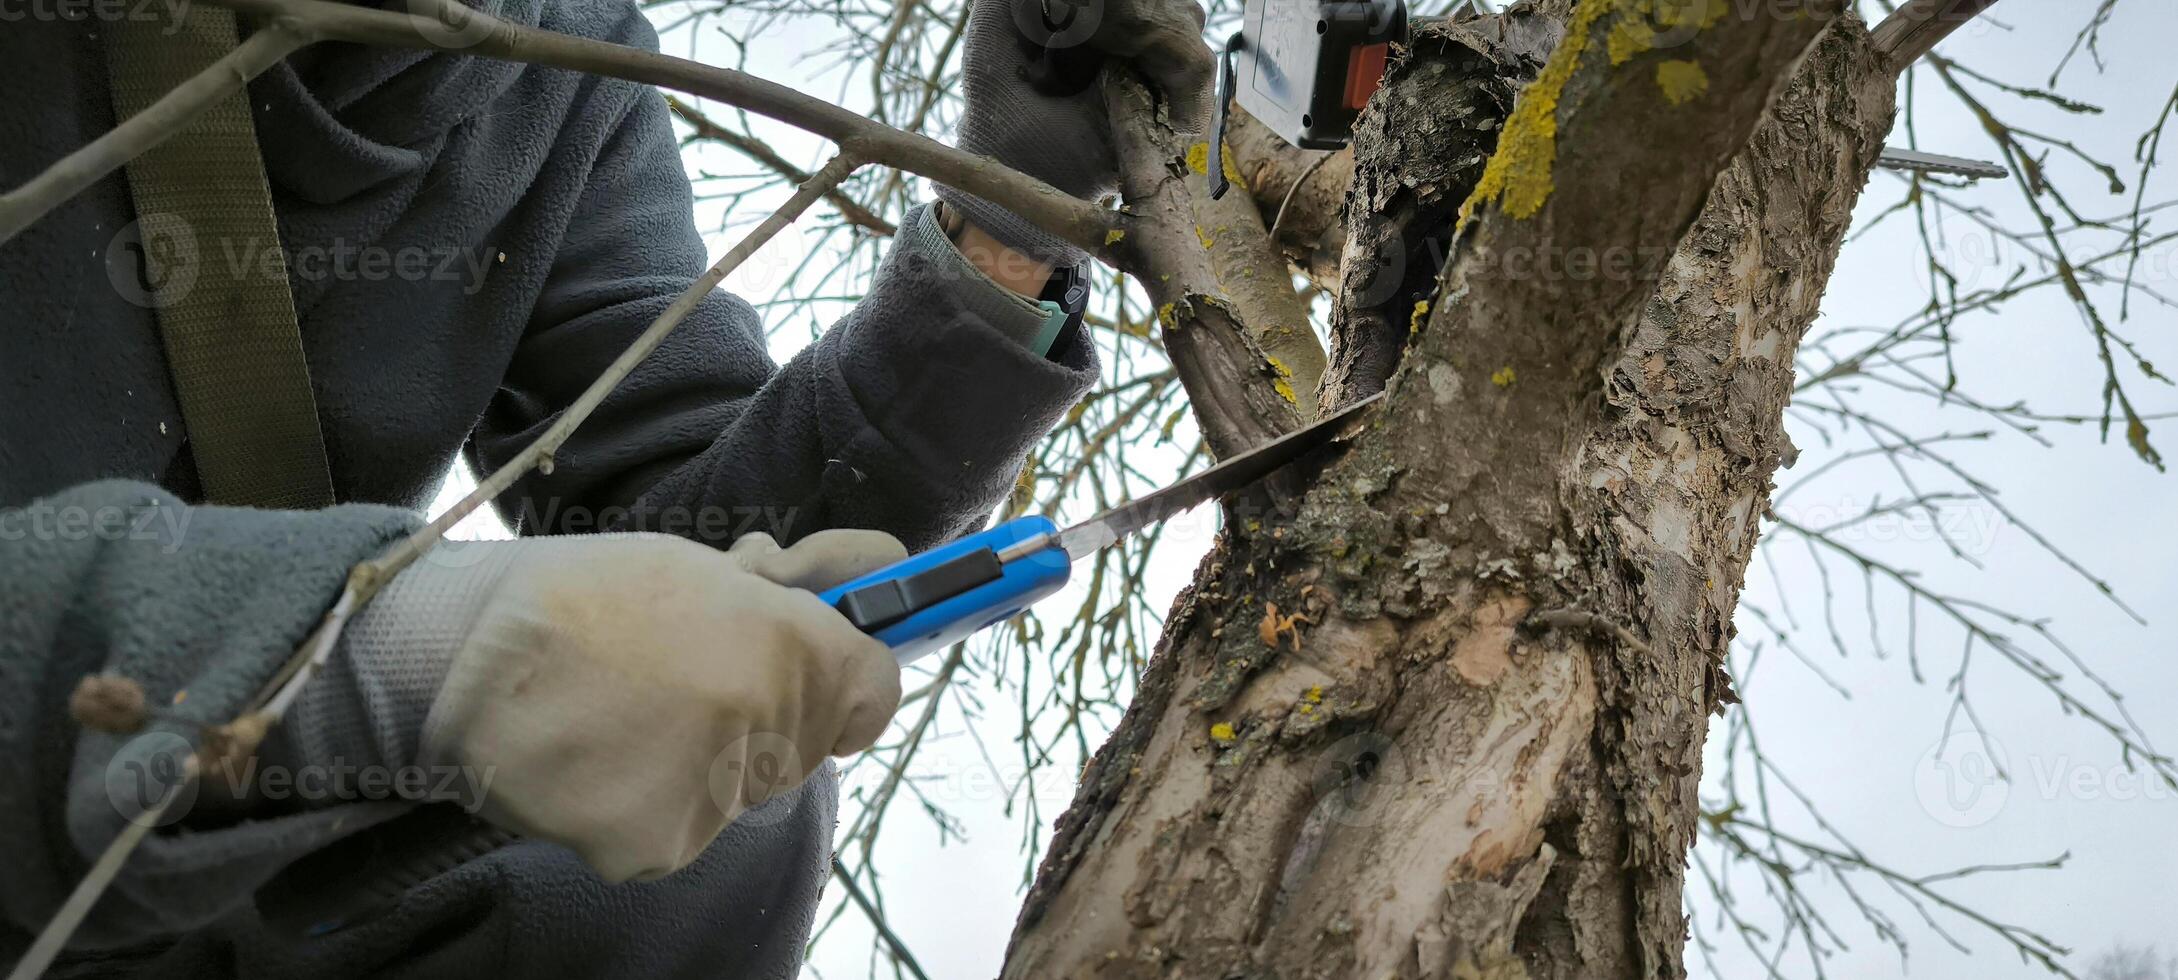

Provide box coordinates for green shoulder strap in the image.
[107,9,336,510]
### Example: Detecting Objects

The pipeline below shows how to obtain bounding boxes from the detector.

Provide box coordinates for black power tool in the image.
[1209,0,1408,198]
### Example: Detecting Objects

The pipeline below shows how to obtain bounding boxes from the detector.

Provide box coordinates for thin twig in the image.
[363,153,866,577]
[0,0,1113,257]
[14,156,867,968]
[1529,608,1656,658]
[830,855,934,980]
[0,22,307,244]
[207,0,1116,250]
[667,95,896,235]
[1266,150,1336,247]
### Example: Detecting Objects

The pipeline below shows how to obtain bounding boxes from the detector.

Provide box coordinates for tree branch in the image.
[666,94,897,236]
[1869,0,2002,73]
[0,21,306,243]
[1101,76,1309,458]
[2,0,1113,255]
[829,856,934,980]
[1221,107,1353,289]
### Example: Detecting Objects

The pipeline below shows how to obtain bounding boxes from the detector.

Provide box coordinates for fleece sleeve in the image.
[468,66,1098,553]
[0,481,421,952]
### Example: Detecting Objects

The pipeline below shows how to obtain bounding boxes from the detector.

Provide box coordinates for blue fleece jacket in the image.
[0,2,1095,976]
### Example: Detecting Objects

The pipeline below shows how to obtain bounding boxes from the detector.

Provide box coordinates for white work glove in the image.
[297,529,907,883]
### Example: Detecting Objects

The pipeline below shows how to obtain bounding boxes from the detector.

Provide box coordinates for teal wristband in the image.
[1030,300,1068,358]
[1030,262,1089,359]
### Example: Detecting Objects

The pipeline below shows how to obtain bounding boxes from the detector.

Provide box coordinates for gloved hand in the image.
[295,528,908,883]
[940,0,1216,266]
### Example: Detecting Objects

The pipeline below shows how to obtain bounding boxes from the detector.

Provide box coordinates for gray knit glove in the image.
[939,0,1215,266]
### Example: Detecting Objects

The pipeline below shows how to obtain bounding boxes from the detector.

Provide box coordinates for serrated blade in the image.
[1877,145,2009,181]
[1053,392,1384,561]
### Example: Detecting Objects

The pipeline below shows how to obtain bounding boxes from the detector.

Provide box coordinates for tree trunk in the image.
[1004,4,1898,977]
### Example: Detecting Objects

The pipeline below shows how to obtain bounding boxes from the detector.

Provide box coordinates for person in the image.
[0,0,1212,974]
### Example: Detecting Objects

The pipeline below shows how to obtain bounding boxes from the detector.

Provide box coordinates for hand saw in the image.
[1206,0,2007,199]
[256,392,1387,941]
[818,391,1383,665]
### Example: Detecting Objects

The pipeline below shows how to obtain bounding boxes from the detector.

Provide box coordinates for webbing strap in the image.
[107,9,335,510]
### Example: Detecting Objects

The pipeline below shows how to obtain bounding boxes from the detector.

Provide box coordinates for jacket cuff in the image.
[893,203,1050,349]
[816,205,1098,539]
[931,184,1090,270]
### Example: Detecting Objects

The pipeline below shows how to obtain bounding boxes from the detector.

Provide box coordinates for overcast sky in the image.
[434,2,2177,976]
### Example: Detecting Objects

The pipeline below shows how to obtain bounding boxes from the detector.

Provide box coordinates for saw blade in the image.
[1876,146,2009,181]
[1053,392,1384,560]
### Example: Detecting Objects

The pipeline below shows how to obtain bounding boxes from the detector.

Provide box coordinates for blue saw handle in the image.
[817,516,1072,666]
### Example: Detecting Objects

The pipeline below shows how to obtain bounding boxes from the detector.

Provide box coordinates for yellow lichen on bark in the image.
[1186,141,1247,186]
[1266,355,1299,405]
[1461,0,1736,223]
[1653,0,1730,31]
[1607,18,1655,65]
[1459,0,1619,223]
[1656,59,1710,104]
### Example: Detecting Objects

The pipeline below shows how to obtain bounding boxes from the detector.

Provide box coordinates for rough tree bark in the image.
[1004,1,1899,976]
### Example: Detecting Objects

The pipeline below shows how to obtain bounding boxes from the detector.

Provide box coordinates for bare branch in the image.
[829,856,935,980]
[362,153,866,576]
[0,22,307,244]
[1101,74,1307,457]
[1868,0,2001,73]
[2,0,1112,257]
[667,95,897,236]
[224,0,1113,247]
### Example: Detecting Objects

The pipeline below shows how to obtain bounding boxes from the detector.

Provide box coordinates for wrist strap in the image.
[1032,262,1089,358]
